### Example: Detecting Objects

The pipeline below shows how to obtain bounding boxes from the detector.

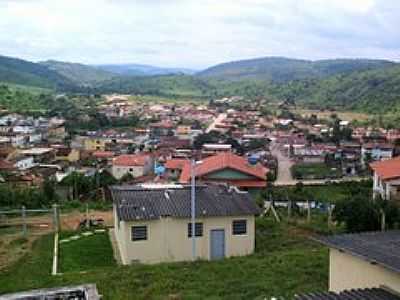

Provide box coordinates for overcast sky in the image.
[0,0,399,69]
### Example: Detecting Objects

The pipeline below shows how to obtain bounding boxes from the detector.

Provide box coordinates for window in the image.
[232,220,247,235]
[187,222,203,237]
[131,226,147,241]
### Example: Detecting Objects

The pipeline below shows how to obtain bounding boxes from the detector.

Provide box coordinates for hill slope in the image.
[278,65,400,113]
[40,60,117,86]
[0,55,77,90]
[94,74,212,98]
[197,57,395,82]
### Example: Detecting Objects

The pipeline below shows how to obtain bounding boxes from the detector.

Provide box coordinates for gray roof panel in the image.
[315,231,400,274]
[111,185,261,221]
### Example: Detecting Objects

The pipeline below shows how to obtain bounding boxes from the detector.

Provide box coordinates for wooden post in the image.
[307,200,311,223]
[287,200,292,220]
[21,206,27,237]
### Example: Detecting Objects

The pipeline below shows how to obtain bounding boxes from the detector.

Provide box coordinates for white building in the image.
[370,157,400,200]
[112,154,153,180]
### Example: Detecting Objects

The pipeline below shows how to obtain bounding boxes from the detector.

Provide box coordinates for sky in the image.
[0,0,399,69]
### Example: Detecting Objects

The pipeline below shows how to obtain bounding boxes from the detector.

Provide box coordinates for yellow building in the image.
[111,184,260,264]
[83,137,107,151]
[318,231,400,294]
[176,125,191,135]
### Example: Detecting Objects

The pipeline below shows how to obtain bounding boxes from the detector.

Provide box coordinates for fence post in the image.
[86,203,90,230]
[21,206,27,237]
[307,200,311,223]
[287,200,292,220]
[381,208,386,232]
[328,204,333,229]
[52,204,59,233]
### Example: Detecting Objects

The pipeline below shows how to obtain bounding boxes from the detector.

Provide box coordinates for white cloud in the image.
[0,0,398,68]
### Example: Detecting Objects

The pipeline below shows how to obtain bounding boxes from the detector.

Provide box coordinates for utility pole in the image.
[191,159,196,260]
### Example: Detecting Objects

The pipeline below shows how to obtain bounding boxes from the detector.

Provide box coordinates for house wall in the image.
[115,214,255,264]
[15,157,35,170]
[83,138,107,151]
[329,248,400,293]
[112,158,153,180]
[205,168,255,180]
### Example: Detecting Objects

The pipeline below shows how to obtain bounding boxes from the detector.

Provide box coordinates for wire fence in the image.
[0,205,59,238]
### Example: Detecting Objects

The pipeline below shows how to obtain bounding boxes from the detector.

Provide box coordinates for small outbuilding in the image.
[111,184,261,264]
[316,231,400,294]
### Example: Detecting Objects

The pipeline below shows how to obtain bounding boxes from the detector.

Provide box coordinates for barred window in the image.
[187,222,203,237]
[131,226,147,241]
[232,220,247,235]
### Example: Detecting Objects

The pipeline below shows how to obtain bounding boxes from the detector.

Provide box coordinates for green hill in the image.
[0,55,77,90]
[95,74,213,98]
[197,57,395,83]
[40,60,118,86]
[275,65,400,113]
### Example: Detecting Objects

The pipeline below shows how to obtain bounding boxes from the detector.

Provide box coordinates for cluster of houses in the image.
[2,97,400,299]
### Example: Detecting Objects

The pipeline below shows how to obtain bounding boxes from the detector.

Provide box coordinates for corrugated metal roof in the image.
[111,184,261,221]
[296,288,400,300]
[315,231,400,275]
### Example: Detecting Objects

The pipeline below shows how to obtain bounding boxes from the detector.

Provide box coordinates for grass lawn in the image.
[59,231,116,273]
[291,163,342,180]
[0,218,328,299]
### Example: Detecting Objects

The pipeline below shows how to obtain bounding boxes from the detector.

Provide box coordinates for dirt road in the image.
[270,142,296,185]
[206,113,227,133]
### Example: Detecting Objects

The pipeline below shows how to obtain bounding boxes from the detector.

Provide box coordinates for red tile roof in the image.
[370,157,400,180]
[93,151,115,159]
[113,154,150,167]
[165,159,188,170]
[0,159,14,170]
[179,152,268,183]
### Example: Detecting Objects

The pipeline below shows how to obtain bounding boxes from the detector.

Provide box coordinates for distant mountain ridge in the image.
[197,56,396,82]
[96,63,197,76]
[2,54,400,113]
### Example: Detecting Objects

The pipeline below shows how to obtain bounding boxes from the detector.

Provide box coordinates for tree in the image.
[42,178,57,202]
[333,196,400,232]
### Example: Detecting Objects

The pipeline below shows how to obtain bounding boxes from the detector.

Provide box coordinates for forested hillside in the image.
[198,57,395,83]
[272,65,400,113]
[0,55,77,90]
[40,60,117,86]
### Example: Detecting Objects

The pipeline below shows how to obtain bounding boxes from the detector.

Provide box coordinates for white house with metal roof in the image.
[111,184,260,264]
[316,231,400,294]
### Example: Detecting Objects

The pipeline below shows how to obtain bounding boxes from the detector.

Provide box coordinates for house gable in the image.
[203,167,258,180]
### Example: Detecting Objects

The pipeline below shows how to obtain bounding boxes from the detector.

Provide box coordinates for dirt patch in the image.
[0,228,50,271]
[60,210,113,231]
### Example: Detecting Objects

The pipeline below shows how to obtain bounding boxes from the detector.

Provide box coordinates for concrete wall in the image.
[114,214,255,264]
[329,248,400,293]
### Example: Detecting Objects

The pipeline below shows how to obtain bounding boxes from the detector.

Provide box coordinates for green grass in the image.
[59,231,115,273]
[0,218,328,299]
[268,180,372,203]
[291,163,342,180]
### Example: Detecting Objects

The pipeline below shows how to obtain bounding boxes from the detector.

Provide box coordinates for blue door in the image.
[210,229,225,260]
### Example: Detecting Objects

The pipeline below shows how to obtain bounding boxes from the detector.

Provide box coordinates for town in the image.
[1,0,400,299]
[1,92,400,299]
